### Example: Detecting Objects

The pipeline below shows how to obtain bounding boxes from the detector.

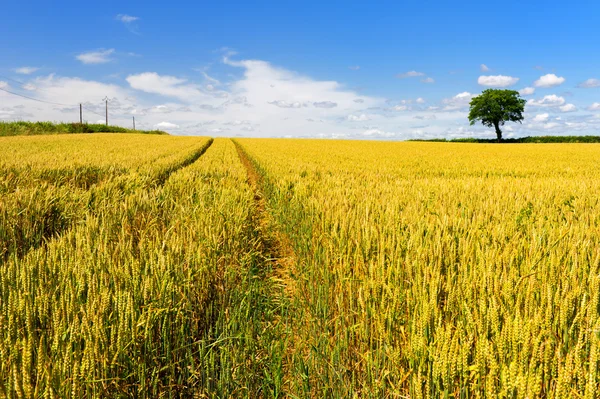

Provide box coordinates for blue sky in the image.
[1,0,600,138]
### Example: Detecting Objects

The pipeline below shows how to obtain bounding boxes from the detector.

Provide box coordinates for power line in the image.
[0,74,30,87]
[0,81,139,125]
[0,74,76,98]
[82,105,106,118]
[0,86,74,107]
[0,78,101,111]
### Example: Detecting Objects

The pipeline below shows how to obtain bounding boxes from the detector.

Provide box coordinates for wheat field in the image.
[2,134,600,398]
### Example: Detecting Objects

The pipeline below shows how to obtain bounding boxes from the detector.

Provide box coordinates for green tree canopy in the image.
[468,89,526,142]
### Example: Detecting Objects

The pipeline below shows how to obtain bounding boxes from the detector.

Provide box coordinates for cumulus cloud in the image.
[480,64,490,72]
[362,128,396,138]
[0,81,8,89]
[534,74,565,88]
[559,104,577,112]
[76,49,115,64]
[543,122,560,129]
[0,74,137,124]
[154,121,179,130]
[588,103,600,111]
[347,114,370,121]
[519,87,535,96]
[441,92,474,111]
[397,71,425,78]
[268,100,304,108]
[2,56,493,139]
[477,75,519,87]
[126,72,210,102]
[421,77,435,84]
[392,105,409,111]
[533,113,549,122]
[32,75,129,106]
[14,67,39,75]
[528,94,566,107]
[313,101,337,108]
[414,114,436,120]
[578,78,600,88]
[416,97,426,104]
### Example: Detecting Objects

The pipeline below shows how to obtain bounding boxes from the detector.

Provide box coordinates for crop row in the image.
[1,138,284,397]
[236,139,600,398]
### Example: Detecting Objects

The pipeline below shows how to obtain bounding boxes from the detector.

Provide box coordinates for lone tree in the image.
[468,89,526,142]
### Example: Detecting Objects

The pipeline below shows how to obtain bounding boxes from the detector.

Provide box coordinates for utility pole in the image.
[133,116,136,130]
[102,97,109,126]
[79,104,82,124]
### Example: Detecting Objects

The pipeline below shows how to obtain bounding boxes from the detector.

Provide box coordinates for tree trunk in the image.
[493,121,502,143]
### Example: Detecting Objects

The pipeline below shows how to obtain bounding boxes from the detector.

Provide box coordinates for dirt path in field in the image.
[154,138,213,185]
[233,139,300,393]
[233,139,299,298]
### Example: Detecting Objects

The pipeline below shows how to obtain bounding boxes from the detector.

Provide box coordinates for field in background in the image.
[0,121,167,136]
[2,134,600,397]
[411,136,600,143]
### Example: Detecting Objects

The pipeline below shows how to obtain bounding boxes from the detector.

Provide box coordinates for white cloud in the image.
[414,114,436,120]
[392,105,409,111]
[116,14,139,23]
[362,128,396,138]
[578,78,600,88]
[268,100,304,108]
[148,105,172,113]
[0,81,7,89]
[76,49,115,64]
[477,75,519,87]
[346,114,370,121]
[348,66,360,71]
[480,64,490,72]
[154,121,179,130]
[528,94,566,107]
[588,103,600,111]
[559,104,577,112]
[441,92,474,111]
[1,57,494,139]
[126,72,212,102]
[32,75,129,105]
[313,101,337,108]
[421,77,435,84]
[519,87,535,96]
[224,120,251,126]
[416,97,425,104]
[533,113,549,122]
[397,71,425,78]
[14,67,39,75]
[543,122,560,129]
[534,74,565,88]
[0,74,137,124]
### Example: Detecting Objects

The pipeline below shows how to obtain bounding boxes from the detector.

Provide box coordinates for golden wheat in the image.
[3,134,600,398]
[237,138,600,398]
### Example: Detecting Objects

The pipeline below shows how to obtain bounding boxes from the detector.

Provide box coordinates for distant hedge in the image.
[0,121,168,137]
[410,136,600,143]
